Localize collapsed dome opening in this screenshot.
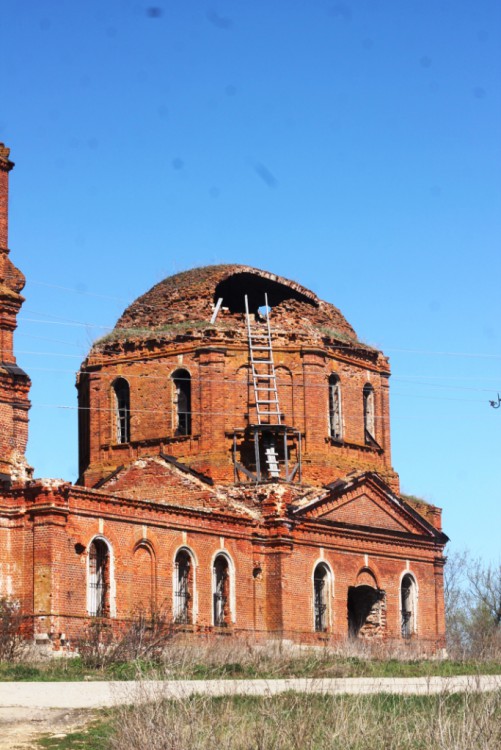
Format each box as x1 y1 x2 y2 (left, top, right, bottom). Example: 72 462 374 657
214 272 317 314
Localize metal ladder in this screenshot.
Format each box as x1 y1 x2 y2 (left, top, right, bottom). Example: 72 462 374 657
245 294 282 479
245 294 282 427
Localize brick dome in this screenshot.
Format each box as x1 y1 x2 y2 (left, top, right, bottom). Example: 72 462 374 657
110 264 358 345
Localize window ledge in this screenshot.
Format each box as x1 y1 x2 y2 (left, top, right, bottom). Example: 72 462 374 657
102 434 201 450
212 625 234 635
326 436 384 454
328 436 344 446
172 623 196 633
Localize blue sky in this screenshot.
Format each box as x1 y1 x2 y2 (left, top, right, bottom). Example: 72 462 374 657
1 0 500 561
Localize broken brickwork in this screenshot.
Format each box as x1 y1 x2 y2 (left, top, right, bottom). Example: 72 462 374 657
77 265 397 491
0 145 448 651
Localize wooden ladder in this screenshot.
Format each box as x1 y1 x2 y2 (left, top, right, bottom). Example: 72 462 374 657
245 293 282 427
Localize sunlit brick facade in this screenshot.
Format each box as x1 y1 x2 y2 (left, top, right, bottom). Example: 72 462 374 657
0 145 448 650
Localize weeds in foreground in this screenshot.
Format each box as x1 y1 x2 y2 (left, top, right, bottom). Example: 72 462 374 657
37 690 501 750
3 635 501 682
111 691 501 750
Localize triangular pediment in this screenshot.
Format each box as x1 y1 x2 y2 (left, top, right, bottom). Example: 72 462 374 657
89 456 256 519
292 473 439 538
93 457 214 505
319 494 410 532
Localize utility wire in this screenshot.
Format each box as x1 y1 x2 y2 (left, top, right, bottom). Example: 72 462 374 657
20 316 111 331
22 277 501 366
12 357 500 396
28 280 128 303
19 312 501 361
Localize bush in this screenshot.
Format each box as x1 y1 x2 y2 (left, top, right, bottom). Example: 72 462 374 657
445 550 501 660
76 608 174 670
0 597 23 661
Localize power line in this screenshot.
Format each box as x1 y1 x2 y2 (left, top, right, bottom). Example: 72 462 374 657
19 311 501 362
21 277 501 365
28 279 128 303
17 350 83 359
20 316 111 331
17 332 83 347
30 402 485 416
13 357 499 396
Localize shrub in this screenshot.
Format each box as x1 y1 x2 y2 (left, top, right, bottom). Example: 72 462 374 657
76 608 174 670
0 597 23 661
445 550 501 660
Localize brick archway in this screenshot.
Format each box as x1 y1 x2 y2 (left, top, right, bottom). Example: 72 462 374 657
348 568 386 639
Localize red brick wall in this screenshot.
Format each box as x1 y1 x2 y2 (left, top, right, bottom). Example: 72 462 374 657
78 335 399 492
0 144 12 249
0 481 445 650
0 148 31 481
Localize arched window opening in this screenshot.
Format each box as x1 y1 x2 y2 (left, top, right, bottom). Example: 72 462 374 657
213 555 230 627
328 374 342 441
173 549 193 624
401 574 417 638
363 383 375 445
314 564 330 632
172 369 191 436
89 539 110 617
113 378 130 444
78 374 90 476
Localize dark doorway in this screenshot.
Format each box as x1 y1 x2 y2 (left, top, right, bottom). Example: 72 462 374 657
347 585 384 637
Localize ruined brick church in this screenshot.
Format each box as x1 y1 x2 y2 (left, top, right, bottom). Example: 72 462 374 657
0 145 448 649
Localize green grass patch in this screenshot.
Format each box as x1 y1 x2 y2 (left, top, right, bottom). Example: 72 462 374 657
38 718 114 750
0 657 156 682
2 653 501 682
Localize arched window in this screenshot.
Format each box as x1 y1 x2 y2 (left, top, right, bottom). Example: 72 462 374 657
172 369 191 436
328 374 342 440
88 538 110 617
363 383 375 444
313 563 330 632
213 554 231 627
401 574 417 638
173 549 194 624
113 378 130 444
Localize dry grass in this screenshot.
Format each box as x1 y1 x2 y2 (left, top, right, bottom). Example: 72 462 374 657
109 687 501 750
149 635 500 680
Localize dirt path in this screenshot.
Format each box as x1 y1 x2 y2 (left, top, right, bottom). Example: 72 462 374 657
1 675 500 710
0 707 94 749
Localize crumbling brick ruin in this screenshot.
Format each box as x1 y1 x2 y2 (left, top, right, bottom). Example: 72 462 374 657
0 145 448 650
